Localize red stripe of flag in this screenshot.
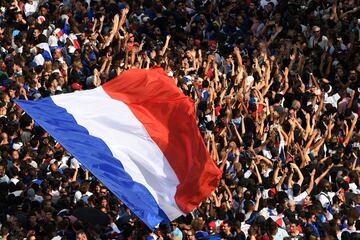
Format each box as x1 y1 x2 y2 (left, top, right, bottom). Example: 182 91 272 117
102 68 222 213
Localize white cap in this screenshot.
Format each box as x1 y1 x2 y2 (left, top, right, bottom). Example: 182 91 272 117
12 142 23 151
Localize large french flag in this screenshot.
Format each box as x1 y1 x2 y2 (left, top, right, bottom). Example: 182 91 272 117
15 68 222 229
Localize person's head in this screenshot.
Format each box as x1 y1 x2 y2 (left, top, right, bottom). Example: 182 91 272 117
220 221 232 235
323 181 332 192
268 220 278 236
288 200 296 211
76 231 88 240
347 217 355 228
100 197 108 208
191 217 204 231
170 221 178 231
53 48 62 60
0 163 5 177
27 229 36 240
291 100 301 111
336 64 344 77
312 26 321 38
305 211 316 223
73 61 83 71
44 210 52 221
274 93 283 104
292 183 301 196
11 150 19 161
28 212 37 225
349 69 357 81
39 5 48 16
15 11 23 22
33 28 42 39
99 187 108 196
289 221 300 236
185 229 195 240
49 163 58 173
7 85 17 98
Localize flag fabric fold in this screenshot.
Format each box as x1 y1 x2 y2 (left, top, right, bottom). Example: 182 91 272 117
15 68 222 229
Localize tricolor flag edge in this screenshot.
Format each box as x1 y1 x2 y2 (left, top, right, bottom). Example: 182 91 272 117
14 96 172 229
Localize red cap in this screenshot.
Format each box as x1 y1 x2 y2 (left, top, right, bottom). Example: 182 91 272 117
208 221 216 230
71 83 82 91
269 188 276 197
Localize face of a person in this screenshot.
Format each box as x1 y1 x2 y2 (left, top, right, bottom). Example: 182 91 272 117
170 222 178 230
289 224 298 235
186 232 195 240
312 214 317 223
313 28 320 37
45 212 52 221
8 89 15 99
101 199 108 207
336 67 344 76
3 93 9 102
76 232 88 240
289 204 296 211
11 151 19 160
221 223 230 233
0 166 5 177
154 27 161 36
29 215 36 224
54 49 62 59
33 29 41 38
304 196 312 206
39 7 48 16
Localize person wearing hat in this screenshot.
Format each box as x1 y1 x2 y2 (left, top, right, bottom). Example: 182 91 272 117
207 221 221 240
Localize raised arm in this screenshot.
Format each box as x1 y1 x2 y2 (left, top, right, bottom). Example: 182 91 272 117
159 35 171 56
306 169 316 194
291 163 304 186
315 164 334 185
343 114 358 146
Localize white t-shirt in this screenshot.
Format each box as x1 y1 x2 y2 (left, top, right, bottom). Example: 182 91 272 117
273 228 289 240
317 192 335 208
24 1 39 17
48 35 58 47
50 190 61 203
349 183 359 194
260 0 278 8
286 189 308 204
0 174 10 184
308 35 329 50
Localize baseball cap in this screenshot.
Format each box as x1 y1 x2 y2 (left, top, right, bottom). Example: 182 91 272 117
208 221 216 233
71 83 82 91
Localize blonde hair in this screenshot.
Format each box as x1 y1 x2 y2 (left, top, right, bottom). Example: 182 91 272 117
43 61 52 73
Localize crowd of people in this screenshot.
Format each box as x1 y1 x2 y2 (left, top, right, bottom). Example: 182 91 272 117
0 0 359 239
